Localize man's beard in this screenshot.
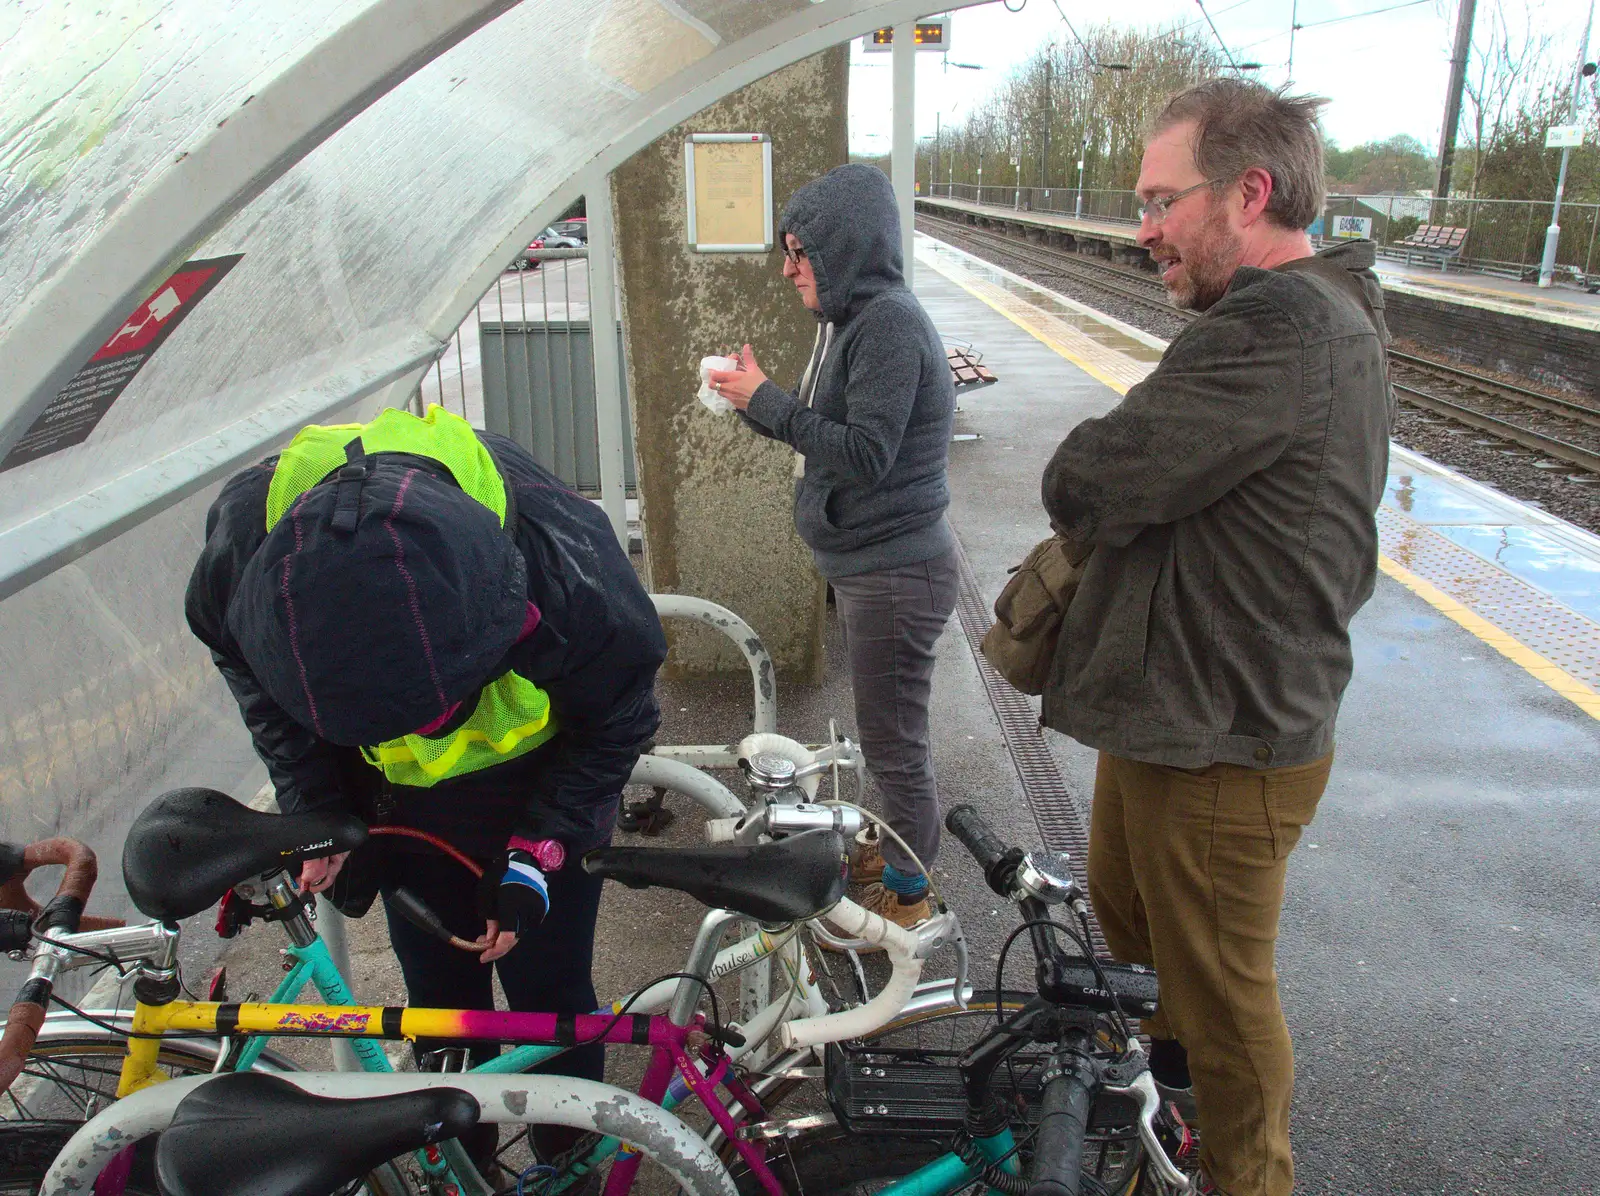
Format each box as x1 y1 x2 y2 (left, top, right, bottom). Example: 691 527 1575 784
1162 202 1243 313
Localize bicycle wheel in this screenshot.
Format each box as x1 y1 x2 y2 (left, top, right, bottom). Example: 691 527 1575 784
0 1030 233 1194
0 1028 416 1196
740 991 1147 1196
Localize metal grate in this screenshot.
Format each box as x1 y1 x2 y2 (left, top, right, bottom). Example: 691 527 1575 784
950 537 1105 953
1377 507 1600 691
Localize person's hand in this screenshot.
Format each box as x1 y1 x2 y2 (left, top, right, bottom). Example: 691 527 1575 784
476 919 520 964
706 344 768 411
475 848 550 963
296 851 349 895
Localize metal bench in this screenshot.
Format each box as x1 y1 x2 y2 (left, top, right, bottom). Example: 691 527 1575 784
1396 225 1468 272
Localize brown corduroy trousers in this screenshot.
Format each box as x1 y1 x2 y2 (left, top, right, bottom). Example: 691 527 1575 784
1087 750 1332 1196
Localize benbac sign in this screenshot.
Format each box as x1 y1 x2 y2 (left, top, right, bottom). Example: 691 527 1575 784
1331 215 1372 240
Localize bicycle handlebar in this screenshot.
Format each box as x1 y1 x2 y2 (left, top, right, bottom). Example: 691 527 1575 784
777 897 924 1050
1026 1032 1098 1196
0 836 124 1095
945 805 1025 897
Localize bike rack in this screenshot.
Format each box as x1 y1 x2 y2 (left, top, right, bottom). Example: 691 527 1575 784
646 593 776 768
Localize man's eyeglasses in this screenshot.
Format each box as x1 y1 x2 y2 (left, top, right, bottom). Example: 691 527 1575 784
1138 178 1226 225
782 243 809 266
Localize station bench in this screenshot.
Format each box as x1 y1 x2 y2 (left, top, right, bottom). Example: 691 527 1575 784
1395 225 1468 271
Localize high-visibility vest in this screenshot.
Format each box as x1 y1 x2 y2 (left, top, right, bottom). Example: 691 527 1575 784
267 404 558 788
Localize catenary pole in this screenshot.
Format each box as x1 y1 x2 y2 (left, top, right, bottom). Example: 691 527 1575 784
1434 0 1478 208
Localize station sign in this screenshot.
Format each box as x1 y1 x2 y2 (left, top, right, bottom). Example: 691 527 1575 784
1 255 243 473
1331 215 1373 240
1544 124 1585 148
862 18 950 52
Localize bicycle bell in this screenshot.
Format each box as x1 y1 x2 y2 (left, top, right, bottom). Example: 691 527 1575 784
1014 849 1080 905
742 751 799 795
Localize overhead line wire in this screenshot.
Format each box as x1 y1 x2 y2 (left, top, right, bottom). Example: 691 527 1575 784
1289 0 1434 31
1194 0 1243 68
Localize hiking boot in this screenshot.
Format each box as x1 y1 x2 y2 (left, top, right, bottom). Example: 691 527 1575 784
820 882 929 952
851 826 885 885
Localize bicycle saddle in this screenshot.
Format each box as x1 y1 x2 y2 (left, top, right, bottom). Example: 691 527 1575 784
584 828 848 922
122 787 367 921
155 1072 478 1196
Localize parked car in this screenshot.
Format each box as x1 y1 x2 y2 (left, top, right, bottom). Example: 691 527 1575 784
549 217 587 244
510 235 545 271
536 224 584 249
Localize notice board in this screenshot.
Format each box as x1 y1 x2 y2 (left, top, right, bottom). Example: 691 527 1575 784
685 134 773 253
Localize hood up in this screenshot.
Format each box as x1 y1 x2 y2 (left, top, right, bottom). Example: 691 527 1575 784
777 163 904 325
226 458 528 746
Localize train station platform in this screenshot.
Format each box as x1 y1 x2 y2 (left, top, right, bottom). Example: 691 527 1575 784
911 230 1600 1192
917 194 1600 335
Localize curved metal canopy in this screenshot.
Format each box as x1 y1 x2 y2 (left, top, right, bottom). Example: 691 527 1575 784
0 0 970 599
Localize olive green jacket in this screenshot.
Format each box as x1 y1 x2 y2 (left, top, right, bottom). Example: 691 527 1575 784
1040 240 1393 769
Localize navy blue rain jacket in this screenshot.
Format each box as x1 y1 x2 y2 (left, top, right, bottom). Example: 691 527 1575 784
186 432 665 856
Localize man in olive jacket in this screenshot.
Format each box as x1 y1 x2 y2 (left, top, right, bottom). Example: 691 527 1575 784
1040 81 1393 1196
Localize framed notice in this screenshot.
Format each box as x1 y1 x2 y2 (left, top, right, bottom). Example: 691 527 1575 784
685 133 773 253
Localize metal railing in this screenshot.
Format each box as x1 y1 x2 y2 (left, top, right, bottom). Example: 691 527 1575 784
412 247 635 496
923 183 1600 284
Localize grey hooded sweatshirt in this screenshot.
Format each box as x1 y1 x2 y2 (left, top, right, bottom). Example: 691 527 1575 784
743 165 956 579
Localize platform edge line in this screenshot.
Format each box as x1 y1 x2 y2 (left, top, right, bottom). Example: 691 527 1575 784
1377 554 1600 721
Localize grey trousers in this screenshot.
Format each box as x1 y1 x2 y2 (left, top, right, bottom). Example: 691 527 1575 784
830 546 960 876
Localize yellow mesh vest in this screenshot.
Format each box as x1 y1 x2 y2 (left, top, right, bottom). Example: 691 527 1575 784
266 404 557 788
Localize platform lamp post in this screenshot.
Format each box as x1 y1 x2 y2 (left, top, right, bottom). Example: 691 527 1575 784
1075 134 1088 218
1538 0 1595 289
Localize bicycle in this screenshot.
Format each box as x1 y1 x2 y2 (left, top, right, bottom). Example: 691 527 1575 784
733 804 1197 1196
2 744 964 1194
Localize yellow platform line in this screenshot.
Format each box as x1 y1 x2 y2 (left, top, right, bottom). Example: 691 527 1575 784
1376 556 1600 720
922 238 1600 723
919 249 1154 396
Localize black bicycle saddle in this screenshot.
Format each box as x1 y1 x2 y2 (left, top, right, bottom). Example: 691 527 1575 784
155 1072 478 1196
122 787 366 922
584 828 848 923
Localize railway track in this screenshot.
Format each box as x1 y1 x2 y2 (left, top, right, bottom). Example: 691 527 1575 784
919 214 1600 480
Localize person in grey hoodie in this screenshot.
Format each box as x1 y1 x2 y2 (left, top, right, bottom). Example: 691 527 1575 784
707 164 956 931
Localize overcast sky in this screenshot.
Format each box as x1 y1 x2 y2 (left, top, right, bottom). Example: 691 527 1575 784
847 0 1596 157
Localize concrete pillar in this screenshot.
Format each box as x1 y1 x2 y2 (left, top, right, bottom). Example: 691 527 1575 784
611 49 848 683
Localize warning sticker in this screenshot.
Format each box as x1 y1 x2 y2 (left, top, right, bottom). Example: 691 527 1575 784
1 254 243 473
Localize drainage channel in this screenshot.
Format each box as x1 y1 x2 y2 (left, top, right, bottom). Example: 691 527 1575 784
950 536 1106 955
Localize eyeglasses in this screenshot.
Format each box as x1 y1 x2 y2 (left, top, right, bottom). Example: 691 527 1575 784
1138 178 1226 225
782 243 809 266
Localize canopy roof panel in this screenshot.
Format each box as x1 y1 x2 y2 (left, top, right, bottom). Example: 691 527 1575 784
0 0 959 598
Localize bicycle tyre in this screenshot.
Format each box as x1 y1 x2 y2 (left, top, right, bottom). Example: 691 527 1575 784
0 1029 416 1196
735 991 1147 1196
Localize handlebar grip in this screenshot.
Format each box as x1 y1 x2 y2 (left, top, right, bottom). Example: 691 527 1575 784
1025 1040 1097 1196
0 837 100 934
945 805 1008 871
0 980 51 1094
945 805 1023 897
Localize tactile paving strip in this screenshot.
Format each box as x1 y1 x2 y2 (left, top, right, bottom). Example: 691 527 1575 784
950 536 1106 955
1377 505 1600 693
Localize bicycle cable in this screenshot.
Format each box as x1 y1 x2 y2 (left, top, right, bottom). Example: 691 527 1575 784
28 918 129 974
993 917 1132 1044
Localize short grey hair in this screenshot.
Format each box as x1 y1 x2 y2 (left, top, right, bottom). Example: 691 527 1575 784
1153 79 1329 231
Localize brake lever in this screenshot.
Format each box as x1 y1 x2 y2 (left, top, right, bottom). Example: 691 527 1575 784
1100 1060 1195 1194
